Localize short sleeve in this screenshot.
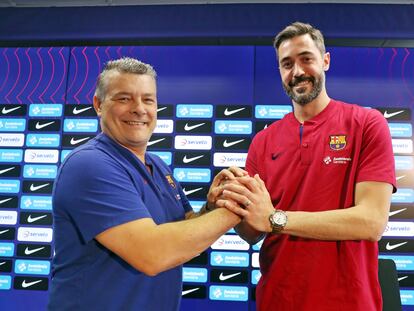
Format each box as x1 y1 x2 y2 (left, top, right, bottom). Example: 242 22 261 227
356 109 396 191
53 149 151 243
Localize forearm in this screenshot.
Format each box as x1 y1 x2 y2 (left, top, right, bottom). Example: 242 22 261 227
235 221 265 245
283 204 388 241
142 208 241 274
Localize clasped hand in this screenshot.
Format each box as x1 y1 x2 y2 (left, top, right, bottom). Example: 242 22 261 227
207 167 274 233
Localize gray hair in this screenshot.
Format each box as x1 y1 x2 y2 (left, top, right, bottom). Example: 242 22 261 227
95 57 157 101
273 22 326 57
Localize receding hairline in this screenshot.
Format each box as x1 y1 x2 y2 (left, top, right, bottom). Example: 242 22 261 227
95 57 157 101
273 22 326 58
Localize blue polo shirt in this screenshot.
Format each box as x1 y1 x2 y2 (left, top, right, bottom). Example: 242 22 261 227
49 133 192 311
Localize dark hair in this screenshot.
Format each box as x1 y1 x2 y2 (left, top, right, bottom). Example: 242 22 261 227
273 22 326 56
95 57 157 101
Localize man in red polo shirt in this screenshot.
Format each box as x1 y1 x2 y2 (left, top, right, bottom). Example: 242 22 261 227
218 22 396 310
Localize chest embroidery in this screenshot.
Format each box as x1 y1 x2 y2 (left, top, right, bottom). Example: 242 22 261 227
329 135 347 151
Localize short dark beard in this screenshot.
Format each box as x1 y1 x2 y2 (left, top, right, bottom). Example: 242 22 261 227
283 74 323 106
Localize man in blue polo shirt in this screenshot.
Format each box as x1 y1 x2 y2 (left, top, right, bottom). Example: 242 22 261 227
48 57 243 311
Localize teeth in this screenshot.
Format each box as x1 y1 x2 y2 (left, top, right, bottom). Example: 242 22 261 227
126 121 145 125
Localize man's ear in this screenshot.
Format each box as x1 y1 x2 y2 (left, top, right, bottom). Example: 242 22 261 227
323 52 330 71
93 95 102 116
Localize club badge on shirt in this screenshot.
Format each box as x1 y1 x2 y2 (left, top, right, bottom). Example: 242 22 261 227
165 174 176 188
329 135 347 150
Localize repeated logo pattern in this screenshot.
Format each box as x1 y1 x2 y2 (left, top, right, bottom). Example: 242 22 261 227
0 46 413 308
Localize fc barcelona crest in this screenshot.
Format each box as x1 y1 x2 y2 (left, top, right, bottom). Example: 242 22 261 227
329 135 347 150
165 174 176 188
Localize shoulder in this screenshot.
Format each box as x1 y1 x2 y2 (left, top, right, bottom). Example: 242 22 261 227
58 139 123 181
251 115 289 145
333 100 386 126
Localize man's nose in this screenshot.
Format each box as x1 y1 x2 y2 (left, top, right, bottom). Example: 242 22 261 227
292 63 305 77
130 100 147 114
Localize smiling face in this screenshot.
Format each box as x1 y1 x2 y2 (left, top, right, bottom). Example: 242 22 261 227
277 34 330 106
93 71 157 157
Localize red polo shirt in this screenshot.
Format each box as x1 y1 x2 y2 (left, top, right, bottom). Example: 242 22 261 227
246 100 396 311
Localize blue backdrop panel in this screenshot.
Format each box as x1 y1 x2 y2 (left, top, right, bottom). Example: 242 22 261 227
65 46 255 105
254 46 414 108
0 48 69 104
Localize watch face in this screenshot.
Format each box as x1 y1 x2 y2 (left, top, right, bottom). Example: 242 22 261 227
273 211 287 225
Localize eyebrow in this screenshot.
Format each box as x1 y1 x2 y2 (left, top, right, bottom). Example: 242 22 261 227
279 51 315 64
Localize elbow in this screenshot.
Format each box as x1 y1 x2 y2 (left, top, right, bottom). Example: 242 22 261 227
129 258 167 277
365 219 388 242
135 263 165 277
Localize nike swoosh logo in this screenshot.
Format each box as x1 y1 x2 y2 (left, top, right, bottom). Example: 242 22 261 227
73 106 92 115
219 272 241 281
0 261 6 266
0 198 12 205
1 106 21 114
29 183 50 191
22 280 42 288
183 187 202 196
0 167 15 175
35 121 55 129
398 276 409 282
70 137 90 145
396 175 406 181
224 107 245 116
183 155 204 163
157 107 167 112
24 246 45 255
182 288 200 296
184 123 205 131
383 110 404 119
223 139 244 148
386 241 407 250
27 214 48 223
147 138 165 146
389 208 407 217
0 229 9 235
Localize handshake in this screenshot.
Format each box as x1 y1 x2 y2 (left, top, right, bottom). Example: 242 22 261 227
203 166 275 235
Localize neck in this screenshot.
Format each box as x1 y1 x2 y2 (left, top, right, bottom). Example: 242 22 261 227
293 90 330 123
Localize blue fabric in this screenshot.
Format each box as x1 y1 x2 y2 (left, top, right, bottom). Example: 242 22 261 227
49 133 192 311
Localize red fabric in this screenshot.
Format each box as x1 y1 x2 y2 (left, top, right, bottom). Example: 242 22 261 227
246 100 396 311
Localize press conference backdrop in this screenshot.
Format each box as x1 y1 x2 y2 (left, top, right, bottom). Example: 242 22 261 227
0 45 412 311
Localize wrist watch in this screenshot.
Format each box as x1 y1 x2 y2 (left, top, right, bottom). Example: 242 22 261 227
269 209 288 234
